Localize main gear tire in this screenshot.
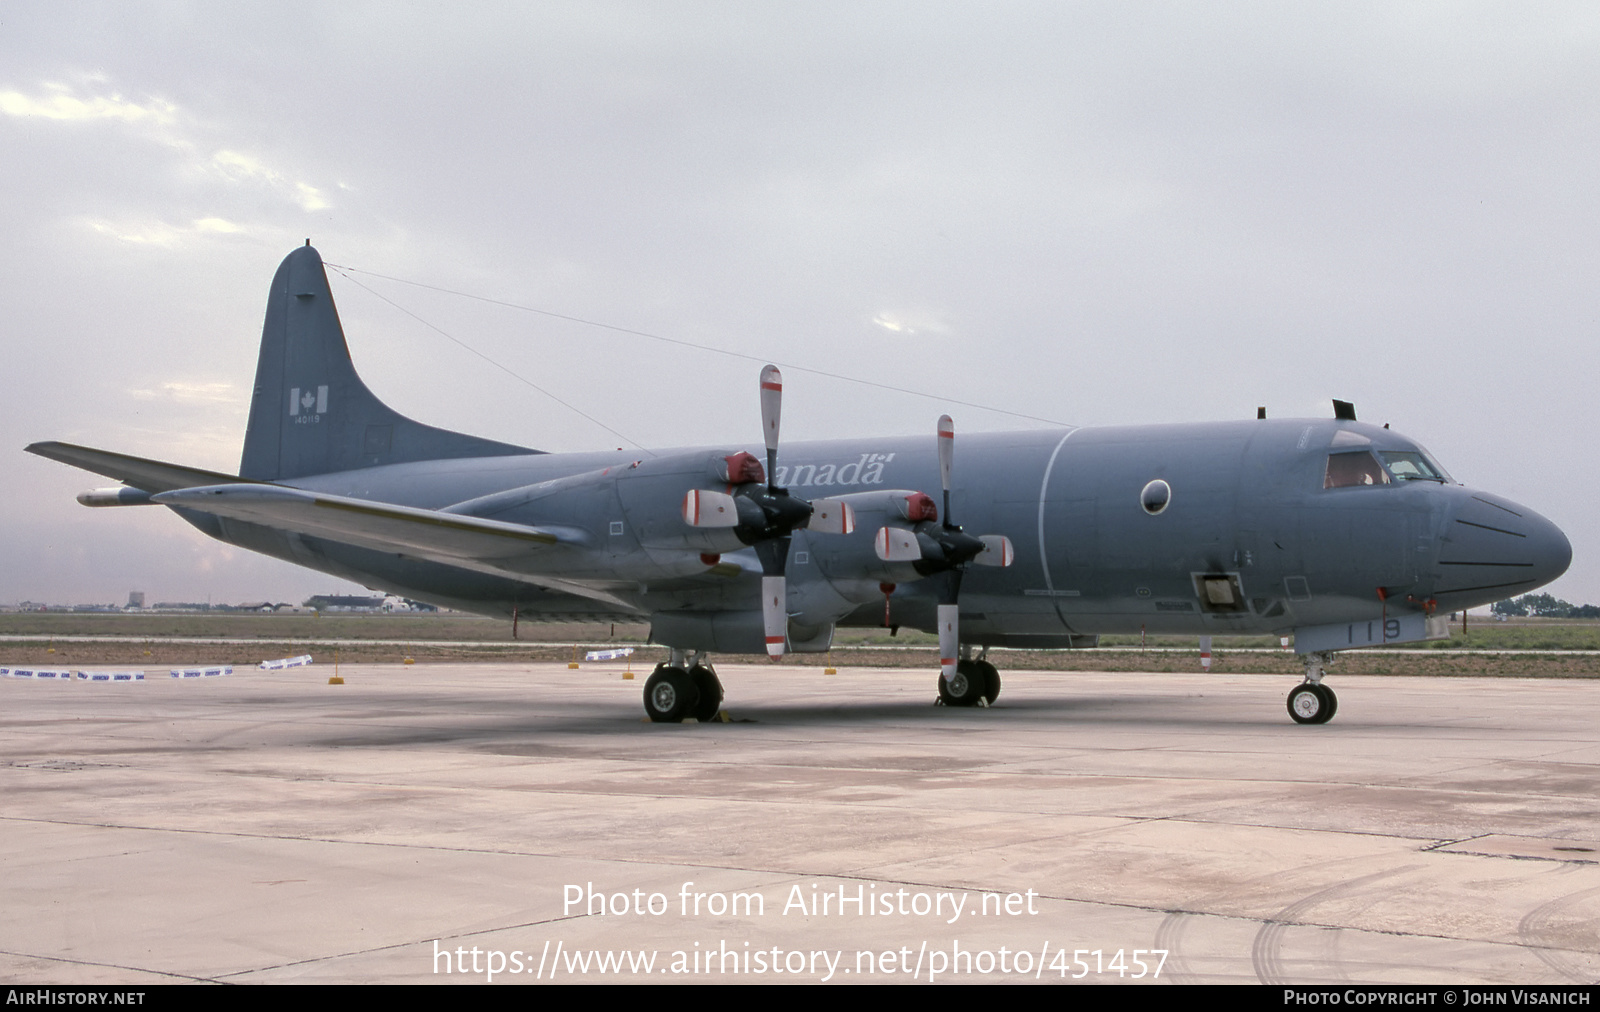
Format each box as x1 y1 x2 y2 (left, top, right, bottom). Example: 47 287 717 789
688 664 724 722
644 665 699 723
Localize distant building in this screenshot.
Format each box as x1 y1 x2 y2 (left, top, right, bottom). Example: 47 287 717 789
303 594 386 612
126 591 145 609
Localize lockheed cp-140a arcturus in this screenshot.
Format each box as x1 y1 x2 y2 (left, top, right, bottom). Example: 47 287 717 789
28 245 1572 723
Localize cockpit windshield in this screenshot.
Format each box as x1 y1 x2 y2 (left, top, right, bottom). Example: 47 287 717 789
1324 451 1390 488
1325 448 1453 489
1378 450 1450 483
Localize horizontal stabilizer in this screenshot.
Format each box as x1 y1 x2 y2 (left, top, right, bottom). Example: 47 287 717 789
152 484 581 565
26 441 254 494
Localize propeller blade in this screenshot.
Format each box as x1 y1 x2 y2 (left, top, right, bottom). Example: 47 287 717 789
937 414 954 525
760 365 782 488
808 498 856 535
938 602 959 681
762 574 787 660
682 489 741 528
973 534 1014 567
934 419 970 683
875 526 921 562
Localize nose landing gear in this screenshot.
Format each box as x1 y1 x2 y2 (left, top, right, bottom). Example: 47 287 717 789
1287 682 1338 724
1288 650 1338 724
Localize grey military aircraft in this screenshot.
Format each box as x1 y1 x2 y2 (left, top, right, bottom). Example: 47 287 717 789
28 245 1572 724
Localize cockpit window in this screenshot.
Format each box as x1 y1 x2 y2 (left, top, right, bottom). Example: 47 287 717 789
1324 451 1390 488
1378 450 1449 483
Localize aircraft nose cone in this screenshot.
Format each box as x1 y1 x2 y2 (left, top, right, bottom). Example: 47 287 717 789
1435 491 1571 603
1505 518 1575 602
1531 510 1575 586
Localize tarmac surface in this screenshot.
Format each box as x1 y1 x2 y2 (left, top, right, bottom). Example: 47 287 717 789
1 661 1597 985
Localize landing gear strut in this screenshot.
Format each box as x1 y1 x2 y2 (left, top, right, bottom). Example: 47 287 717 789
1288 650 1338 725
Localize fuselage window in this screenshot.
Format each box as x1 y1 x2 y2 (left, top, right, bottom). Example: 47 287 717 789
1324 451 1390 489
1140 479 1172 515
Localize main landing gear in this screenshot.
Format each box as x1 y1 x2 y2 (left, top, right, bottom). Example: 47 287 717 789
937 650 1002 707
1287 650 1338 725
641 650 1008 719
643 649 724 723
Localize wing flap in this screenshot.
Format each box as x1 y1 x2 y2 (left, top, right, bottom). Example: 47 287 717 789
152 484 578 562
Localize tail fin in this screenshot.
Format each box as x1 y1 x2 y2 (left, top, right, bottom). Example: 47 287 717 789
239 244 536 480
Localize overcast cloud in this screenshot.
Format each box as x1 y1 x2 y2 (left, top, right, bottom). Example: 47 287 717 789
1 2 1594 608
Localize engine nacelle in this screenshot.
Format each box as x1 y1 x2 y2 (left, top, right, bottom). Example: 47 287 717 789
443 450 757 555
800 489 935 586
651 610 834 654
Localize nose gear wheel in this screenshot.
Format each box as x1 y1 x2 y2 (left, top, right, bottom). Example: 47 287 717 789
1287 682 1337 724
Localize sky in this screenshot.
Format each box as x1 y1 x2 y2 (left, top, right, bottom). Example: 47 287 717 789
1 2 1595 609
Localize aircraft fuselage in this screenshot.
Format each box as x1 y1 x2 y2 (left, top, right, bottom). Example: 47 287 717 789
172 417 1569 653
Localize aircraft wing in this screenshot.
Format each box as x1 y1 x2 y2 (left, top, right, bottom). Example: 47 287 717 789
26 441 255 493
28 438 638 610
152 484 584 569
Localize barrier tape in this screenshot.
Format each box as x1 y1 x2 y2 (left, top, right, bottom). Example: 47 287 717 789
258 655 314 670
170 666 233 679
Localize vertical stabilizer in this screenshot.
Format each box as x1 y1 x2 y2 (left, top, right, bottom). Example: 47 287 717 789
239 245 535 480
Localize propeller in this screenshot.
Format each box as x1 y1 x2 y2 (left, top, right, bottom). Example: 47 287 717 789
872 415 1014 681
679 365 856 661
932 416 981 680
750 367 803 659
